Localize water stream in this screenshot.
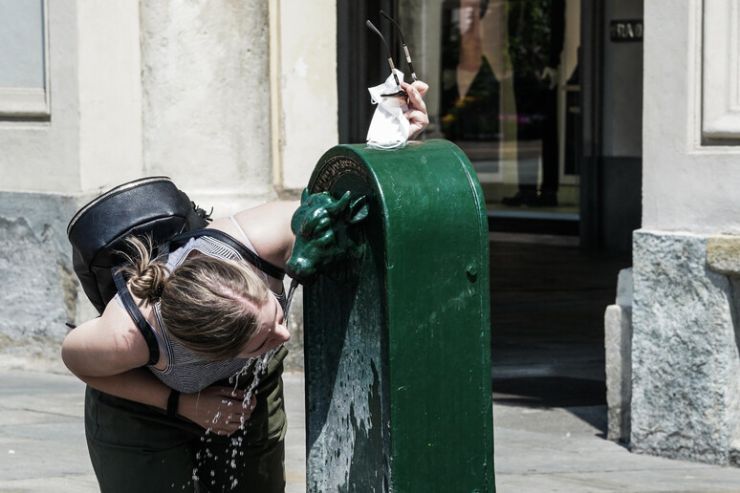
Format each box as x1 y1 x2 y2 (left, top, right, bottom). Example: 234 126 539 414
191 279 300 490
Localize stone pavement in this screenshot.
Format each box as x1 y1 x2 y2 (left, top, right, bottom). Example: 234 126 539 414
0 365 307 493
2 365 740 492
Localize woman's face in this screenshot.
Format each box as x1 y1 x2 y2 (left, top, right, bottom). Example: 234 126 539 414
238 292 290 358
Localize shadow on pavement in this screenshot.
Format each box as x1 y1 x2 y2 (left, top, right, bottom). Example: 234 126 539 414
490 235 629 437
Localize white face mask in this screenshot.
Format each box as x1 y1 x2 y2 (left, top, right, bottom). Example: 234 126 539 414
366 69 410 150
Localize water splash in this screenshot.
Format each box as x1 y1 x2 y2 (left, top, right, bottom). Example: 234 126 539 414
192 279 300 490
284 278 299 320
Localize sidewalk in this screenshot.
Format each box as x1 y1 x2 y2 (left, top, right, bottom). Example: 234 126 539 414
2 365 740 492
0 366 307 493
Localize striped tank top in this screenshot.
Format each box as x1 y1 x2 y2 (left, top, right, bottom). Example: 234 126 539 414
116 226 286 393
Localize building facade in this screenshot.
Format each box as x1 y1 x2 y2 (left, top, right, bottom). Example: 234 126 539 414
630 0 740 465
1 0 739 467
0 0 337 368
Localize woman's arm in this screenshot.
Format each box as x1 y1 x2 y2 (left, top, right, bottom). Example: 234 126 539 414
62 306 176 409
210 200 300 272
62 305 253 435
61 311 150 377
79 368 252 435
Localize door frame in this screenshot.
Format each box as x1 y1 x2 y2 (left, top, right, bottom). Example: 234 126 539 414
579 0 605 249
337 0 397 144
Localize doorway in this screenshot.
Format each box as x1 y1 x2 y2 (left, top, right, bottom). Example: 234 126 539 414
338 0 641 415
435 0 582 236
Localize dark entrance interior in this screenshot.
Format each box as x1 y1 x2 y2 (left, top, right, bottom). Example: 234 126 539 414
490 234 628 417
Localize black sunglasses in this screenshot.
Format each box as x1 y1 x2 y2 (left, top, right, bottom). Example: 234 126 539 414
366 11 418 97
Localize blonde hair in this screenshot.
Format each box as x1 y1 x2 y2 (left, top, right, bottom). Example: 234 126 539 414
119 236 269 360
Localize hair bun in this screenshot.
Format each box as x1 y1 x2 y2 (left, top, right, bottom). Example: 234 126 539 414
120 236 169 304
129 262 168 303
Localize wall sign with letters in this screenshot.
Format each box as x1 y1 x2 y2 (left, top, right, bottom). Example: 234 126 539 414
610 19 643 42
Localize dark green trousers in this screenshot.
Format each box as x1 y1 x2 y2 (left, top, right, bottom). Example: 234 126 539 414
85 348 288 493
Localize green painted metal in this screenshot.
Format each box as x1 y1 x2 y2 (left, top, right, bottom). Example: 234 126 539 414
287 190 369 282
301 139 494 493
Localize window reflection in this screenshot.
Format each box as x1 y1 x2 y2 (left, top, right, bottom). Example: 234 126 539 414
401 0 581 214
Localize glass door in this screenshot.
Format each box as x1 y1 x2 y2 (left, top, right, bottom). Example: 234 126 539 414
399 0 582 233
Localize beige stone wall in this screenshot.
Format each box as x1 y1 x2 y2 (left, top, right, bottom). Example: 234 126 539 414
643 0 740 234
277 0 338 191
0 0 337 365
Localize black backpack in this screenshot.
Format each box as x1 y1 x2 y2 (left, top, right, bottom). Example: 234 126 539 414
67 176 285 364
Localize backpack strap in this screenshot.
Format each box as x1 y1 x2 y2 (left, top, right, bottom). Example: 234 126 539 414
169 228 286 280
112 269 160 366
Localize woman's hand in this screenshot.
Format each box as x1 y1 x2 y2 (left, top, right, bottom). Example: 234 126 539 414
178 386 257 436
401 80 430 139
